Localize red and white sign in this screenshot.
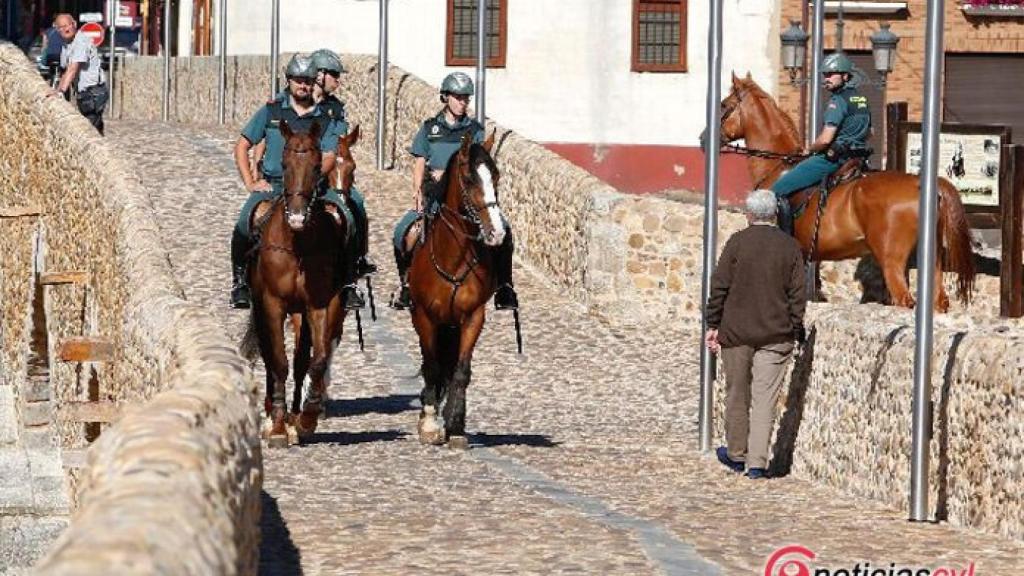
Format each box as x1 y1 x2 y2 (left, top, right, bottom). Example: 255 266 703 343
80 22 105 47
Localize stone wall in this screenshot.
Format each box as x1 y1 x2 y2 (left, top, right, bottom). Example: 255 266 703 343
712 304 1024 542
0 42 261 575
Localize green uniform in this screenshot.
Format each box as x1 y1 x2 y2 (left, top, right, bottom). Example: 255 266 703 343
233 91 339 238
394 112 484 251
772 85 871 199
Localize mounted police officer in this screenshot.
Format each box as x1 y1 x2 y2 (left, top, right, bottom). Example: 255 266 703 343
772 52 872 234
229 54 344 309
310 48 377 282
390 71 519 311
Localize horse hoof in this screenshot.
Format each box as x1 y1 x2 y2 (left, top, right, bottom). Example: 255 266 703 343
267 434 289 449
295 413 318 440
287 424 300 446
447 435 469 450
418 428 445 446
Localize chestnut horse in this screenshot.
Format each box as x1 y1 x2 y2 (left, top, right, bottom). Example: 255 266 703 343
716 74 975 311
407 131 502 449
242 122 358 448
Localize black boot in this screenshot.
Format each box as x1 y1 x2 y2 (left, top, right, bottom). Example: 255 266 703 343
493 231 519 311
354 208 377 276
355 255 377 277
390 246 412 310
776 198 794 236
342 284 366 310
230 229 252 309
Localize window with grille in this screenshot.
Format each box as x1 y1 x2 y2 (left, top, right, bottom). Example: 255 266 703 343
632 0 688 73
446 0 507 68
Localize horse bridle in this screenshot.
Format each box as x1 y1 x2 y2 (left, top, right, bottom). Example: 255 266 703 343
280 145 323 225
716 87 806 189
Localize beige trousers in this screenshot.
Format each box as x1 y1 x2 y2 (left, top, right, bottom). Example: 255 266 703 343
722 342 794 470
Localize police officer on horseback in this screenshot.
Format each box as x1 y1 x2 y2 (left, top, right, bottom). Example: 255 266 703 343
310 48 376 304
229 54 346 309
771 52 872 233
390 71 519 311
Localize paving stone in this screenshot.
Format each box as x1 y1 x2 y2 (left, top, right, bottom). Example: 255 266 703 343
105 121 1024 576
0 515 69 572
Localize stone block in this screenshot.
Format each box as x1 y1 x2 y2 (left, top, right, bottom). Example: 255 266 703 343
20 401 53 428
22 378 51 403
0 386 16 445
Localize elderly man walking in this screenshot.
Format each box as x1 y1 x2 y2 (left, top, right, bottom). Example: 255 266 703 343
704 189 807 479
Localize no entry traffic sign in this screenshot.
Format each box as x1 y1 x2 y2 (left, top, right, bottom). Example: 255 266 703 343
79 22 105 47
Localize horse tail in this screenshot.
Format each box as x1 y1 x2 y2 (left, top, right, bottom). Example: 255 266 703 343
937 178 976 305
239 306 260 361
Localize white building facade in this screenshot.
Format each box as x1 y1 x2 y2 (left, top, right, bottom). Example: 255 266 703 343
189 0 781 196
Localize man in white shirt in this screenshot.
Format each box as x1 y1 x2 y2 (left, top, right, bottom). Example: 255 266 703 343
48 13 108 134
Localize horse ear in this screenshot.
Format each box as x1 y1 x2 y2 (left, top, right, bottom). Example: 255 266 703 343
731 71 739 87
349 124 361 146
482 129 495 154
308 120 322 141
280 120 294 139
459 131 473 159
745 71 752 81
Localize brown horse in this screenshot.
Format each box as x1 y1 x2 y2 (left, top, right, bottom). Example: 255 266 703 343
243 121 357 448
717 74 975 311
407 131 502 449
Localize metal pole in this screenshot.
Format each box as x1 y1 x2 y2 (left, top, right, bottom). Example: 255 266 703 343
698 0 724 453
808 0 825 142
108 0 116 118
217 0 226 124
270 0 280 98
376 0 388 170
910 0 944 523
475 0 486 122
161 0 170 121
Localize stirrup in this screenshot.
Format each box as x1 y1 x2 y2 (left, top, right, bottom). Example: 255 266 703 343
390 284 412 310
342 284 365 310
494 284 519 311
230 284 251 309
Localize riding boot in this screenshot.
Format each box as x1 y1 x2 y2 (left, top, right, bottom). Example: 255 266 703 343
354 211 377 276
343 250 366 310
776 198 794 236
230 229 252 309
390 245 413 310
493 233 519 311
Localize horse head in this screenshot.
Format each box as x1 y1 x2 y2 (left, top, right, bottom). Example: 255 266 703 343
331 124 360 194
280 120 322 231
450 130 504 247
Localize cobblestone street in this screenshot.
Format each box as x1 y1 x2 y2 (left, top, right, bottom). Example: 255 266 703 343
107 121 1024 575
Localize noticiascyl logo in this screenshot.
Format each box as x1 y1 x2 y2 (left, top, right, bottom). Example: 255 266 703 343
765 544 816 576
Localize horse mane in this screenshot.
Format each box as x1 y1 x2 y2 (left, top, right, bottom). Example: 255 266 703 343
738 78 801 145
438 141 497 206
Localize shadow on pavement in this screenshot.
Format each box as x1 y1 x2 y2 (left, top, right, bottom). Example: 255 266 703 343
470 432 561 448
259 490 302 576
324 394 418 418
304 429 409 446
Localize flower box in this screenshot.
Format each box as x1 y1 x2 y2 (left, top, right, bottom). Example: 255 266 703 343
961 2 1024 16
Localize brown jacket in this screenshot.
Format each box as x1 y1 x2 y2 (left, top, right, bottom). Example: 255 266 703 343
705 223 807 348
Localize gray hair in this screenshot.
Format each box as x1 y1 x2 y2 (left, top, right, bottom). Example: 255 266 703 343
745 189 778 222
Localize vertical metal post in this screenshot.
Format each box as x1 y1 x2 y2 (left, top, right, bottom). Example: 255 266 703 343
910 0 945 523
161 0 170 121
108 0 117 118
376 0 388 170
475 0 486 122
698 0 724 453
217 0 226 124
808 0 825 142
270 0 280 98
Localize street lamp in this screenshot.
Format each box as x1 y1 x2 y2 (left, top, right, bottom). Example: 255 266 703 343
870 22 900 87
781 20 809 86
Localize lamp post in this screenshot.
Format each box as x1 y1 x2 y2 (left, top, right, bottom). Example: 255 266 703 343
870 22 900 88
781 20 809 87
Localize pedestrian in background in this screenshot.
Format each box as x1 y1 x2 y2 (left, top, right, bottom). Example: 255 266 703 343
46 13 108 135
704 189 807 479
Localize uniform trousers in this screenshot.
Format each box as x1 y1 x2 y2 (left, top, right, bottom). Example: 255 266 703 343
721 341 794 470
